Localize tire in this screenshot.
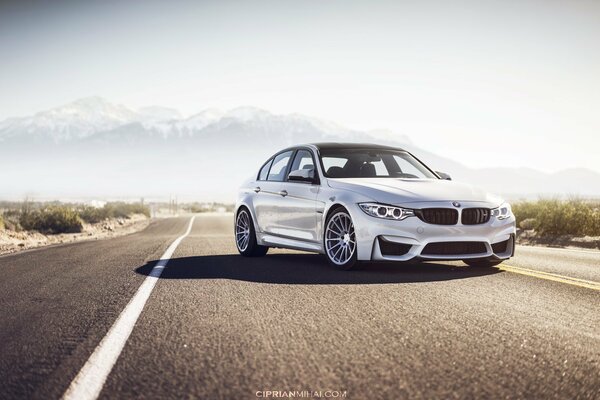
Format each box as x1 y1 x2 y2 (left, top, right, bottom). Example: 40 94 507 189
235 208 268 257
463 258 503 267
323 207 358 270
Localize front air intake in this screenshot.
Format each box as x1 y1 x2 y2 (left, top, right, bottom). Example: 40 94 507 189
378 237 412 256
492 239 509 254
422 241 487 256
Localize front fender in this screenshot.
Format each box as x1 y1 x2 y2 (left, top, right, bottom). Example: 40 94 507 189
318 184 375 260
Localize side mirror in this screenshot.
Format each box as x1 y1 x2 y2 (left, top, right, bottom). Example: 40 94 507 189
288 168 317 183
436 171 452 180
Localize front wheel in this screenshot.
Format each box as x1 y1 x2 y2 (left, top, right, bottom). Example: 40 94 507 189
235 208 268 257
324 207 358 270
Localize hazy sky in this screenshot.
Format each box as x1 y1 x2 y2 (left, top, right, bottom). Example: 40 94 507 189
1 0 599 173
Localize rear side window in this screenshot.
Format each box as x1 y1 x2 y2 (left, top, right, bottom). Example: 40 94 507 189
258 159 273 181
267 151 293 181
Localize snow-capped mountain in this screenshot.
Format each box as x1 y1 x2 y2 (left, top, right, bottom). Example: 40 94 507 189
0 98 368 144
0 97 138 141
137 106 182 123
223 106 271 123
0 97 599 200
177 108 223 132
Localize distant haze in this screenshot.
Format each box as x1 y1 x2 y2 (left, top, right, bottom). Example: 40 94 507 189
1 97 599 202
0 0 599 175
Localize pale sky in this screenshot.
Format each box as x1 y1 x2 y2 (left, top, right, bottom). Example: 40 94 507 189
1 0 599 173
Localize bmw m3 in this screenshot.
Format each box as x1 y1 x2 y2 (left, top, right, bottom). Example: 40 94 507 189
235 143 516 270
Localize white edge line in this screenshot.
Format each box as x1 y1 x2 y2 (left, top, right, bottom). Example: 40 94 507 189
62 216 196 400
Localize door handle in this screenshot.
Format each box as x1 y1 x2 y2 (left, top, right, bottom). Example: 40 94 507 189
278 190 288 197
254 186 261 193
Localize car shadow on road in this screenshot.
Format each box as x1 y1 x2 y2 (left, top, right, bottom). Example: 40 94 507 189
135 253 501 284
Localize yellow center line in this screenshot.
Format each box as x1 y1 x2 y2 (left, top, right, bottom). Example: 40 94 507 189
499 264 600 291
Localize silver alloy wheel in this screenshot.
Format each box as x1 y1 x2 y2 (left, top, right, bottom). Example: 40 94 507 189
236 210 251 252
325 211 356 265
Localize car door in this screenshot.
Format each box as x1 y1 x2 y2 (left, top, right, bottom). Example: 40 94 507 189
252 150 293 234
274 149 320 242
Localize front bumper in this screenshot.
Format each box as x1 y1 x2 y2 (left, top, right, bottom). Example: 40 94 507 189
349 202 517 262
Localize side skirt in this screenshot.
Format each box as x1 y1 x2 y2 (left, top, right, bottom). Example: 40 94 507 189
258 233 324 254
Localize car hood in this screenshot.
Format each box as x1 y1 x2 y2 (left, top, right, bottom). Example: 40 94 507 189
327 178 503 206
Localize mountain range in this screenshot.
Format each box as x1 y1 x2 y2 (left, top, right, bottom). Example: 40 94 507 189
1 96 599 201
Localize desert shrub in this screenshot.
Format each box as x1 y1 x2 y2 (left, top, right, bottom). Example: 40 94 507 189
512 199 600 236
103 202 150 219
78 206 110 223
1 210 21 231
591 205 600 235
4 201 149 234
519 218 536 230
78 202 150 223
20 206 83 234
188 204 206 213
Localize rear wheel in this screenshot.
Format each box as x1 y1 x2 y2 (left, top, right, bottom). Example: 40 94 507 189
235 208 268 257
463 259 503 267
324 207 358 270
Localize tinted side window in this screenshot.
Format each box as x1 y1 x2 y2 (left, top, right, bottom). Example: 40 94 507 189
258 159 273 181
267 151 293 181
288 150 315 174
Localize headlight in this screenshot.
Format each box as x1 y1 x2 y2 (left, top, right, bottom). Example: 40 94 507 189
491 202 512 220
359 203 415 220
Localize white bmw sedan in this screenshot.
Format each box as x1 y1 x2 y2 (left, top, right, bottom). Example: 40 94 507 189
235 143 516 270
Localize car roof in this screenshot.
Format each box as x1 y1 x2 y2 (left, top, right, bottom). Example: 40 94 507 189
308 142 405 151
271 142 407 157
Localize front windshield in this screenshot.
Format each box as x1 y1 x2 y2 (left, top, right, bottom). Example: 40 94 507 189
319 148 438 179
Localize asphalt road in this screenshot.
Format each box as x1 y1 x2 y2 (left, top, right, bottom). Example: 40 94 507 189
0 215 598 399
